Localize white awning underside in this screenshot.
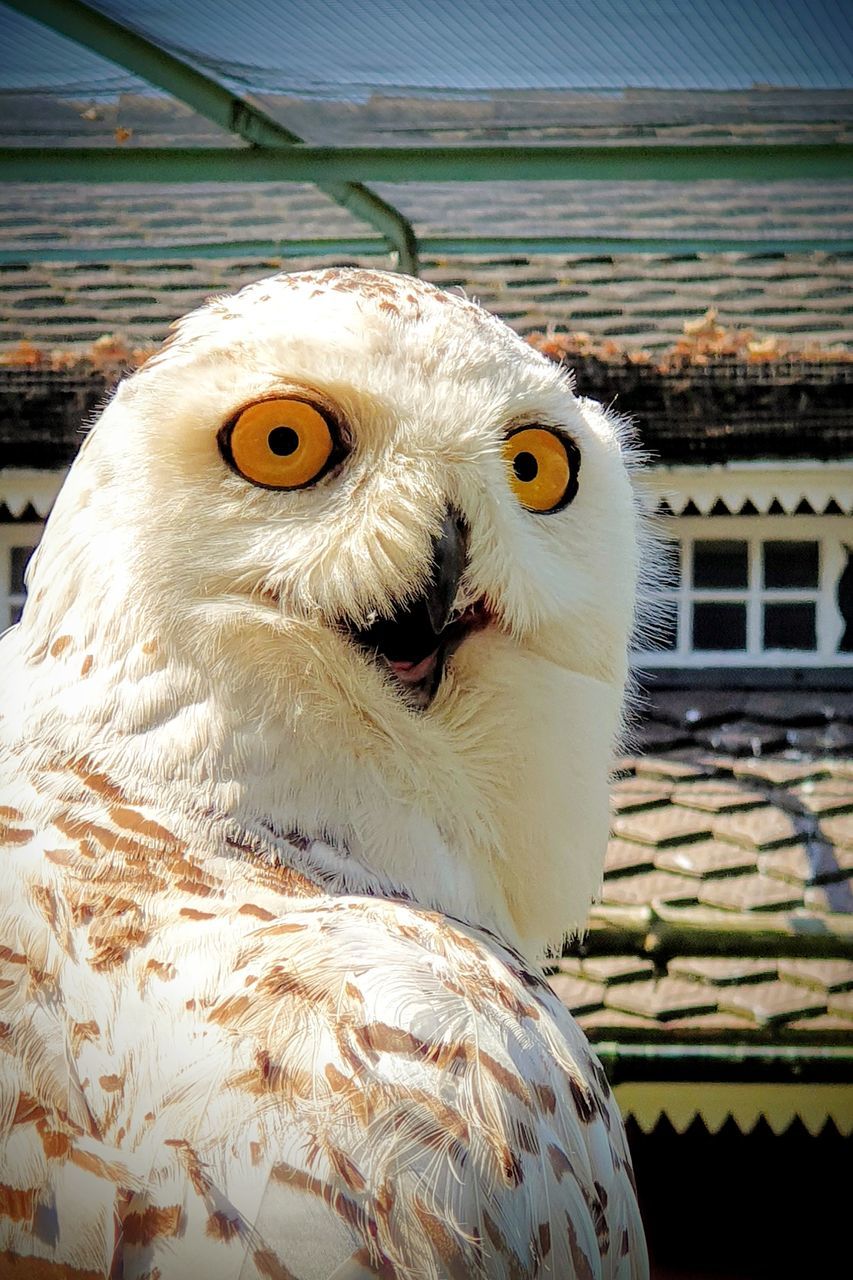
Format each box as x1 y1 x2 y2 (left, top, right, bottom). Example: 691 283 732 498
640 461 853 517
3 462 852 522
0 468 67 517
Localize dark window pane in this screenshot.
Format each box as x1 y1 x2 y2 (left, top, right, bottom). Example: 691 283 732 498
10 602 23 624
669 543 682 589
763 602 817 650
10 545 36 596
692 540 748 589
692 602 747 650
763 541 819 589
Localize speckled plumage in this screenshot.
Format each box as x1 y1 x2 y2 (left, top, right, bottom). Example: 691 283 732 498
1 268 649 1278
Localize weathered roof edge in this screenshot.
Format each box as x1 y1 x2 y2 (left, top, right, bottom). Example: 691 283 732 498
1 356 851 468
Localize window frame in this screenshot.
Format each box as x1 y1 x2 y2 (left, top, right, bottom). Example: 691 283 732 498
0 522 44 632
636 515 852 669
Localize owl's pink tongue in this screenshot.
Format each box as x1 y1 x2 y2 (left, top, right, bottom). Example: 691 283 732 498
387 650 440 685
345 508 472 706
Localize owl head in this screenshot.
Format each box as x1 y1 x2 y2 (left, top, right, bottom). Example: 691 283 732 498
22 269 644 960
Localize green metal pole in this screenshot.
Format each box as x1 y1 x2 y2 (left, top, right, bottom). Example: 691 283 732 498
1 236 851 265
1 144 850 184
4 0 419 273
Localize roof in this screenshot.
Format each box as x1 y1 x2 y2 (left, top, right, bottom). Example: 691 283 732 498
1 76 851 350
2 344 851 471
547 686 853 1129
1 151 852 349
2 242 853 354
2 3 850 298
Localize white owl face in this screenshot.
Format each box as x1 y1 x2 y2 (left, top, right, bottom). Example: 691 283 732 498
23 269 642 954
75 269 637 706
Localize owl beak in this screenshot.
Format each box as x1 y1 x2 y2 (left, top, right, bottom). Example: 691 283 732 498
344 507 485 707
425 507 468 634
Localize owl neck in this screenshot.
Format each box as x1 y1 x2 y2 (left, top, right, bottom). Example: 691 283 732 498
13 582 619 963
10 615 522 952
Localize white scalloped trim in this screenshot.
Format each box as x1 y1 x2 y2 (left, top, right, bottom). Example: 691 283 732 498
641 461 853 517
0 467 67 517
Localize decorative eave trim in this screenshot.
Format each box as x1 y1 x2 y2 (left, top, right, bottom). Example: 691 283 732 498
640 460 853 517
614 1081 853 1137
0 468 67 518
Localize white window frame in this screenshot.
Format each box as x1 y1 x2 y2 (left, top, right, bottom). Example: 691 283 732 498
636 516 853 669
0 523 44 632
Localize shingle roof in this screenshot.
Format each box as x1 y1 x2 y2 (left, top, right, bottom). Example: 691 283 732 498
552 688 853 1058
3 352 850 470
1 163 851 351
3 248 852 354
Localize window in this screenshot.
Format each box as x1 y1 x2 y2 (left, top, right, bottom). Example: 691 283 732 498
636 517 852 668
1 524 43 630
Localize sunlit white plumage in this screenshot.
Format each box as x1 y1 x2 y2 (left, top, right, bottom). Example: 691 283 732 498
0 268 649 1278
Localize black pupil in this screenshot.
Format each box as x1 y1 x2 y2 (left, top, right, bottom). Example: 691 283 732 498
268 426 300 456
513 451 538 482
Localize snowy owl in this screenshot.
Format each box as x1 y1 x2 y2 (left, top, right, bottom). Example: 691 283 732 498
0 269 648 1278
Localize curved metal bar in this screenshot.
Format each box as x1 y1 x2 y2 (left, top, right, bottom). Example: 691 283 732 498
6 0 420 274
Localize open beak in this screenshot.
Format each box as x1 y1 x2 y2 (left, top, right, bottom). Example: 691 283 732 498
345 508 487 708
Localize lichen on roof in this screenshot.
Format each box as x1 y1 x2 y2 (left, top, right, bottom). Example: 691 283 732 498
2 307 851 379
526 308 853 371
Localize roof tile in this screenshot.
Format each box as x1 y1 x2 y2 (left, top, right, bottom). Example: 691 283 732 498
572 747 852 1052
603 838 657 878
547 974 607 1015
633 722 695 751
711 806 803 850
605 977 718 1022
667 957 777 985
822 813 853 851
634 757 711 782
780 1013 853 1039
777 959 853 992
662 1011 754 1035
655 839 757 879
610 778 674 814
731 759 832 786
575 1008 662 1038
670 782 766 814
697 874 804 912
790 781 853 816
741 693 841 726
600 871 699 907
611 807 714 847
827 992 853 1020
576 956 656 985
649 691 745 728
759 841 852 886
803 881 853 913
700 722 789 755
718 980 826 1024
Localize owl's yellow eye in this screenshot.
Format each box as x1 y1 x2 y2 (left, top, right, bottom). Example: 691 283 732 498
503 426 579 513
221 397 340 490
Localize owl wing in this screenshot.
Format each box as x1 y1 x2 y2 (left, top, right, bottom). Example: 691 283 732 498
1 765 646 1280
208 898 649 1280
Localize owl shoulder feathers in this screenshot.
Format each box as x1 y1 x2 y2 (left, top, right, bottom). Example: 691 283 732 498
0 761 646 1279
